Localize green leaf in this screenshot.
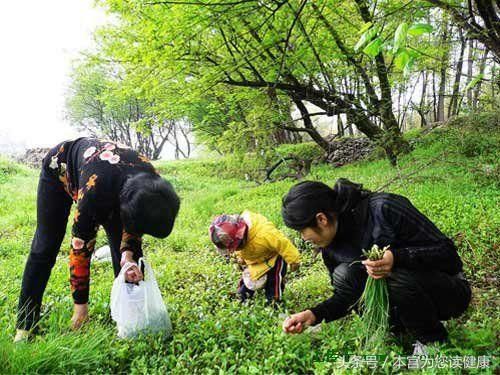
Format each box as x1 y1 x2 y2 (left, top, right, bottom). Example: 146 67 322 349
363 37 383 57
358 22 373 35
354 27 379 52
393 23 408 53
408 23 433 36
403 56 415 76
395 49 410 70
408 49 421 59
465 74 484 91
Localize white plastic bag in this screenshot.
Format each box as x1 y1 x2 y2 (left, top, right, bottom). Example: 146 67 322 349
110 258 172 339
242 268 267 291
92 245 112 263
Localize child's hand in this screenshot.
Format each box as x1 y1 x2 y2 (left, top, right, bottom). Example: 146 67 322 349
282 310 316 334
289 263 300 272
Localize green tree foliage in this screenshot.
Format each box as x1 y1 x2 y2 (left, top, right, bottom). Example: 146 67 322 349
86 0 443 163
67 0 498 164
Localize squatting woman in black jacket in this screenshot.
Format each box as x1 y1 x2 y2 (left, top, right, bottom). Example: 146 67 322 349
281 179 471 353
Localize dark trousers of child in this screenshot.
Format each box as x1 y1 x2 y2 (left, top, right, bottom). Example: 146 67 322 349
331 263 472 344
17 150 126 331
237 257 288 303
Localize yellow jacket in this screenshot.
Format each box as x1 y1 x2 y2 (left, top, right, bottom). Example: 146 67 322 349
235 210 300 281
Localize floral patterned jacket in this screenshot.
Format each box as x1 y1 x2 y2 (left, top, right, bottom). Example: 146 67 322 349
46 137 157 304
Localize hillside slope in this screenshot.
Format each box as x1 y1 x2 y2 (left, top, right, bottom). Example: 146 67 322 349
0 113 498 373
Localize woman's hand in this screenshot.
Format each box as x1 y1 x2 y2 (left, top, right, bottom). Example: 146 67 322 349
362 249 394 279
71 303 89 330
282 310 316 334
120 251 144 283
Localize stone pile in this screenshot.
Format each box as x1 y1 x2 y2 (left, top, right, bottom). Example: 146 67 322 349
17 148 50 169
325 137 374 166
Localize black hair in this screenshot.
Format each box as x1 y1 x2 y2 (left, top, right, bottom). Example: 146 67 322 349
120 173 180 238
281 178 370 230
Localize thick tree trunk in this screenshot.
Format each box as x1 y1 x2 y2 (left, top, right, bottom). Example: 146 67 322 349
354 0 411 161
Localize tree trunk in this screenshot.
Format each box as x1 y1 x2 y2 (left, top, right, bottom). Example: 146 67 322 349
437 66 447 122
432 70 438 122
293 98 331 151
474 48 489 108
449 31 466 117
353 0 411 162
419 71 428 127
467 38 475 106
437 18 449 122
337 115 344 137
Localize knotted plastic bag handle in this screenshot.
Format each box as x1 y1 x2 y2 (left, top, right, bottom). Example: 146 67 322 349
118 261 140 282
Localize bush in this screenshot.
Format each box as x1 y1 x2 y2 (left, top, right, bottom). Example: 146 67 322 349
273 142 324 161
457 132 498 157
0 158 27 184
446 111 500 157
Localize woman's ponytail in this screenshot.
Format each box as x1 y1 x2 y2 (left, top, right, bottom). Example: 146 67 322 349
332 178 369 214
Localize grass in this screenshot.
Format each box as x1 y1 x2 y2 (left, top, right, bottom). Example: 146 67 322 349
0 113 498 373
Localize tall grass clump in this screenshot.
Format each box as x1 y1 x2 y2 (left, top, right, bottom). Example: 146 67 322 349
0 328 113 374
359 244 390 350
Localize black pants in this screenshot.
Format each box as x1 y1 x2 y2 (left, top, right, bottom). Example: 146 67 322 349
332 263 471 344
16 153 125 331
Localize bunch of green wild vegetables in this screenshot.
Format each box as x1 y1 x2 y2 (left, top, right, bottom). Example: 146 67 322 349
359 244 390 350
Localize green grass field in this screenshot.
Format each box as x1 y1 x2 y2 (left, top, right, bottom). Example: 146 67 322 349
0 114 498 374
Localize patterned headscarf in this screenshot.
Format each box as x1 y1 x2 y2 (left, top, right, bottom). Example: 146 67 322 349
209 214 248 251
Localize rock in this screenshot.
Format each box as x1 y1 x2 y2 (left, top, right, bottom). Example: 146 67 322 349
16 148 50 169
325 137 373 167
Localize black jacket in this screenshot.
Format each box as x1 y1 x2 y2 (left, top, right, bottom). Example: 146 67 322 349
310 192 464 323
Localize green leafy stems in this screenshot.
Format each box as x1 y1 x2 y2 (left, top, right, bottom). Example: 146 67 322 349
358 244 391 351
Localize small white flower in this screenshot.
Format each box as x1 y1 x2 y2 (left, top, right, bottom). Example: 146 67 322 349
99 151 114 161
49 156 58 169
109 154 120 164
83 146 96 159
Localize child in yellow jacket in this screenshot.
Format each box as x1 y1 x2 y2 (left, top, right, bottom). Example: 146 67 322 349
209 210 300 303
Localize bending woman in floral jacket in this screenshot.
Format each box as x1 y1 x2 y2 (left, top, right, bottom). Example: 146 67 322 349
15 137 180 341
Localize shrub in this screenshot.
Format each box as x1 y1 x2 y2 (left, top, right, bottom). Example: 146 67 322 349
274 142 324 161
